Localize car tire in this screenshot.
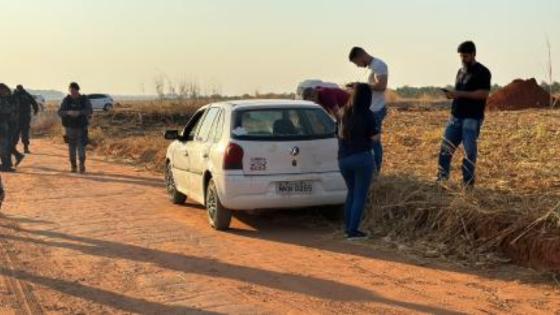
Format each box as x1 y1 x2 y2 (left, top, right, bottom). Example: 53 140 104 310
206 179 232 231
165 162 187 204
103 104 113 112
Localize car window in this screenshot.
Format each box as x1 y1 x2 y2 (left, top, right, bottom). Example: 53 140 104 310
208 110 225 143
183 110 206 140
195 107 220 142
232 108 335 141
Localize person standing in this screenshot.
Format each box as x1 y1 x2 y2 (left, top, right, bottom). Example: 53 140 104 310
302 86 350 119
13 85 39 154
348 47 389 173
437 41 491 188
338 83 379 241
58 82 92 173
0 84 20 172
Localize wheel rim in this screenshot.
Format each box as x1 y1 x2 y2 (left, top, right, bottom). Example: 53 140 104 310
207 186 217 221
165 164 176 195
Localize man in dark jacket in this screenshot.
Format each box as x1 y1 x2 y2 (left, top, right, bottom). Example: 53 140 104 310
58 82 92 173
13 85 39 154
0 83 20 172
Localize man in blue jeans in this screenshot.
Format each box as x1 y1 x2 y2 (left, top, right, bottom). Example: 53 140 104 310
348 47 389 173
438 41 491 187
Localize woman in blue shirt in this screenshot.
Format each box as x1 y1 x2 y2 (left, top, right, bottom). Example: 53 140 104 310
338 83 379 240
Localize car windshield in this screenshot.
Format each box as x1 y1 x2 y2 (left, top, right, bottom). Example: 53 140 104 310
232 107 335 141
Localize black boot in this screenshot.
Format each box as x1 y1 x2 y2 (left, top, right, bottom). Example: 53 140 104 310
71 163 77 173
24 145 30 154
79 162 86 174
14 153 25 167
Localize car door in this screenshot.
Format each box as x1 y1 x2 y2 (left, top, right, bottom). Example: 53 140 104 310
171 109 207 194
88 95 101 110
187 107 221 204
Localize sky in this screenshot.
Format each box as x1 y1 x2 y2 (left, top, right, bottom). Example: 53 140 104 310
1 0 559 96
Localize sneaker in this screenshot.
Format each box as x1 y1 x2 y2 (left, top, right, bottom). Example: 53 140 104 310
347 231 369 241
15 154 25 167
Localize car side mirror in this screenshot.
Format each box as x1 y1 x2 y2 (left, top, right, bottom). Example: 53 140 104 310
164 130 179 140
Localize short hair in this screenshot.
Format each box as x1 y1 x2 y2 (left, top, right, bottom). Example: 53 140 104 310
302 87 317 100
458 41 476 54
348 47 366 61
0 83 12 95
69 82 80 91
16 84 23 90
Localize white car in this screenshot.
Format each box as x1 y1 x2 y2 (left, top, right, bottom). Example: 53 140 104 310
164 99 347 230
87 94 114 111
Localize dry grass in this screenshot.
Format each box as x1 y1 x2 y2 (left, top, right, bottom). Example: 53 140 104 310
365 109 560 270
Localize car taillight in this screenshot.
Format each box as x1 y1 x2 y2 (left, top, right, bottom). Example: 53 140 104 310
224 143 244 170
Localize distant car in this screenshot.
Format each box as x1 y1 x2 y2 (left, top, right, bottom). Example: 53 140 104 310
87 94 114 111
32 95 46 112
164 99 346 230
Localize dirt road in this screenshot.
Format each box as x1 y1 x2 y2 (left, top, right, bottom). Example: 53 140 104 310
0 139 558 314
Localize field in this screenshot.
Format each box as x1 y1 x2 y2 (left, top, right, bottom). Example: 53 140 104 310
34 100 560 272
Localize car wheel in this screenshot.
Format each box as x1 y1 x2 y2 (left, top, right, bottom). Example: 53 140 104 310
165 162 187 204
103 104 113 112
206 179 232 230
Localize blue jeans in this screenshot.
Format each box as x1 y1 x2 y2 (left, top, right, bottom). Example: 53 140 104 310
372 107 387 173
437 117 483 186
339 151 375 235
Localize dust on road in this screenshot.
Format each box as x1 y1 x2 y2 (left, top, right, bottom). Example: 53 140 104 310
0 139 558 314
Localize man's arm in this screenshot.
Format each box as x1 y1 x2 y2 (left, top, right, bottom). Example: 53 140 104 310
58 99 69 117
369 75 388 92
447 89 489 100
27 93 39 114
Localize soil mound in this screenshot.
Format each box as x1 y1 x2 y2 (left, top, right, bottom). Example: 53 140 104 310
487 78 553 111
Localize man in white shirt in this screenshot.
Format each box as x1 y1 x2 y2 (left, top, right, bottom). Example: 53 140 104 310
348 47 389 173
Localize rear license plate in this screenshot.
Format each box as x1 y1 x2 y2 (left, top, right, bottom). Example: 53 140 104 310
276 181 313 194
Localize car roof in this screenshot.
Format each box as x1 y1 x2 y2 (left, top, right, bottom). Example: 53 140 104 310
220 99 320 110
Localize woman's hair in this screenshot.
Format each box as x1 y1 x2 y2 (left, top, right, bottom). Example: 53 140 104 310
340 83 372 140
0 83 12 96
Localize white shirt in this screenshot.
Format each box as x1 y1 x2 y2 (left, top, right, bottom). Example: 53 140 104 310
368 58 389 112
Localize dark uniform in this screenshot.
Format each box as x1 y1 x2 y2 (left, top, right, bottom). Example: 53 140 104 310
0 94 18 171
13 88 39 153
58 94 92 173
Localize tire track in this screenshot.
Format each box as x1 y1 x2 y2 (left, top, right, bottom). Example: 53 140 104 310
0 238 44 315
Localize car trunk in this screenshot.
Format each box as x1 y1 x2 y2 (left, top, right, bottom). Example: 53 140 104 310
237 138 339 176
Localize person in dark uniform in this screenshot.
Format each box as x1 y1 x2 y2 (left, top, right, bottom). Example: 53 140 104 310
0 83 20 172
13 85 39 154
58 82 92 173
437 41 492 188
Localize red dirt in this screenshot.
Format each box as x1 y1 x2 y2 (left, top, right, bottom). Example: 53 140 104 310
487 78 553 111
0 140 559 314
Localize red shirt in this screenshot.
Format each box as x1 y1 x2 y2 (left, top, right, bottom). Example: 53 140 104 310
317 87 350 114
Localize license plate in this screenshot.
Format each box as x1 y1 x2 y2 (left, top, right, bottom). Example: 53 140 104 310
276 181 313 194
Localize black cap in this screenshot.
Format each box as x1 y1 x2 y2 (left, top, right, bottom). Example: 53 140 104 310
69 82 80 91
